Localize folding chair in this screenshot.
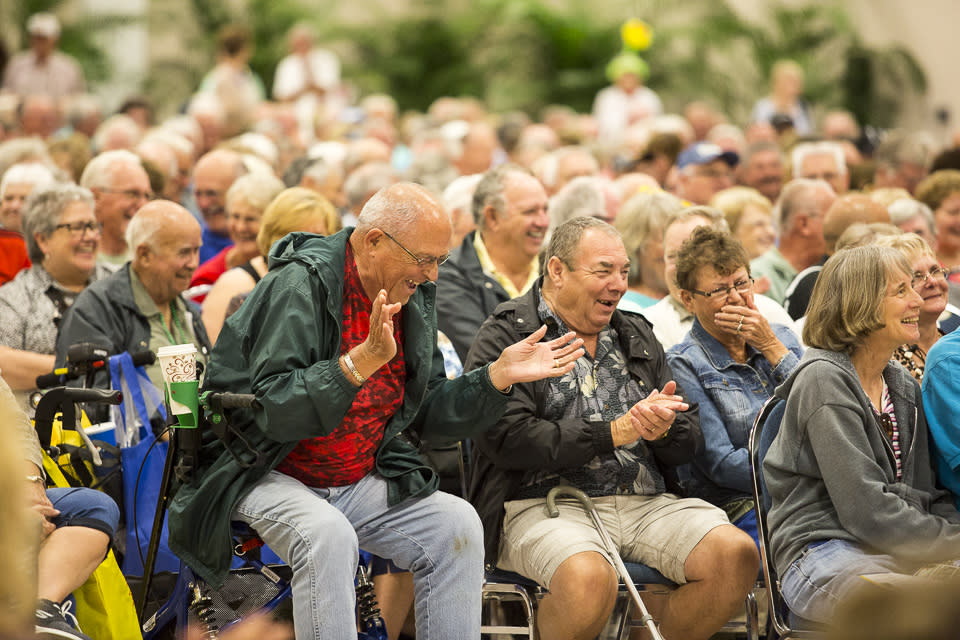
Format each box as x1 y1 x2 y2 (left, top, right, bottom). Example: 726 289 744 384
749 396 818 640
482 561 759 640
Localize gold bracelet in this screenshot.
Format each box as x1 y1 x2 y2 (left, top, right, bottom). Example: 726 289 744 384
342 352 366 385
25 474 44 484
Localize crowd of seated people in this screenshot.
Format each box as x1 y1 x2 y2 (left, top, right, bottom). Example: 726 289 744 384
3 10 960 640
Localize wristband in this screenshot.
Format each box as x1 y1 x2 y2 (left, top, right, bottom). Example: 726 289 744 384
342 352 366 385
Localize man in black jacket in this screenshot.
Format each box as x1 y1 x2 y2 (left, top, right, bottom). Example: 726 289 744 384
437 163 549 363
466 217 759 640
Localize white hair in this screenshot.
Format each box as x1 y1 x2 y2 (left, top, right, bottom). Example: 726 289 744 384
187 93 225 124
792 142 847 179
91 114 141 152
442 174 483 215
0 162 55 198
79 149 143 190
549 176 608 228
887 197 935 229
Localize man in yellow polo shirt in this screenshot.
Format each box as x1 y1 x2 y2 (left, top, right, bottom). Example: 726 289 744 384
437 163 549 363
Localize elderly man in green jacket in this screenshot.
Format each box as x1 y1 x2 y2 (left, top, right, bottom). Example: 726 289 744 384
169 182 583 640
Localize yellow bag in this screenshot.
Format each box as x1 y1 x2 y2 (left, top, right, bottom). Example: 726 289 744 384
41 416 142 640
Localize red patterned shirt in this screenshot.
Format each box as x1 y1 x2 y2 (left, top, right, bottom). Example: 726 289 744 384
275 243 405 486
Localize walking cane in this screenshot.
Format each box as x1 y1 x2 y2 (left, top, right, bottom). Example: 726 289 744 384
546 485 666 640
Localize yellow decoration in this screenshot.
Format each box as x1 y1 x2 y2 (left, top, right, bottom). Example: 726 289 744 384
621 18 653 51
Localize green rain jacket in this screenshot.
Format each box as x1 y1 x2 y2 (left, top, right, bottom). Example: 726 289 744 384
168 229 511 587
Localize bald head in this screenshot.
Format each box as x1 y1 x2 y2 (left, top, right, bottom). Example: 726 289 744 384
352 182 452 305
357 182 450 236
129 201 202 305
128 200 201 252
193 148 246 231
823 194 890 255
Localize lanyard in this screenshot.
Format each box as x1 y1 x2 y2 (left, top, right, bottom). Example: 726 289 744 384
160 301 187 346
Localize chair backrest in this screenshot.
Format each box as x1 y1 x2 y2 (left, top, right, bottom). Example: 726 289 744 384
749 394 792 637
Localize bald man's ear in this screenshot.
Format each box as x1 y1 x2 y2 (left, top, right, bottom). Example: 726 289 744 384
361 227 384 252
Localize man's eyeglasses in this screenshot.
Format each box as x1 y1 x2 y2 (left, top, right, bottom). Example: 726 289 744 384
381 230 450 268
689 277 754 299
911 266 947 288
54 221 102 237
100 188 153 201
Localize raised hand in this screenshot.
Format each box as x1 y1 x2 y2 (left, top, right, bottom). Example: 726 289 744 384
487 325 585 391
344 290 403 384
363 289 401 364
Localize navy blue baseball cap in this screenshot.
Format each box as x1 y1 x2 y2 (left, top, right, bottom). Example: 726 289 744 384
676 142 739 171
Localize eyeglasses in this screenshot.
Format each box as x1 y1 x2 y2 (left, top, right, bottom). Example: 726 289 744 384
689 277 754 299
54 221 102 237
381 230 450 268
100 188 153 201
193 188 223 200
911 266 947 288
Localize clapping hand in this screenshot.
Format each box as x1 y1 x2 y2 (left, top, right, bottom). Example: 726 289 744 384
612 380 689 446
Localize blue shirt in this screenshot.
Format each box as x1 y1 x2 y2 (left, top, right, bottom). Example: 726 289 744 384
667 319 803 507
200 228 232 264
922 328 960 510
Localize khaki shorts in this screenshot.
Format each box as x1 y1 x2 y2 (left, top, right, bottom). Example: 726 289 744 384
497 493 729 588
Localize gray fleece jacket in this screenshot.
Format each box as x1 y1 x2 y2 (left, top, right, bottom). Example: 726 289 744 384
765 348 960 578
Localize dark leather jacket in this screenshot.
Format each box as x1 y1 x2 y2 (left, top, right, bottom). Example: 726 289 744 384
464 283 702 565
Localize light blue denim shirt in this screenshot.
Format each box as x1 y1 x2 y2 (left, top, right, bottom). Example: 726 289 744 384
667 318 803 507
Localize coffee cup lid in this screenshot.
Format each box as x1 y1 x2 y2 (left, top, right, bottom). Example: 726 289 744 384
157 343 197 358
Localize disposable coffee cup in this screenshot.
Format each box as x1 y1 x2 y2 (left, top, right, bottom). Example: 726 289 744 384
157 344 198 420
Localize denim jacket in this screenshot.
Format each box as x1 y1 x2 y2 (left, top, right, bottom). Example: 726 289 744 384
667 319 803 507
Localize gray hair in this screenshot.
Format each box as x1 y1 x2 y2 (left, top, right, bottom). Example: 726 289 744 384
663 205 730 237
0 138 53 181
356 182 447 235
22 183 95 263
549 176 608 229
302 156 342 188
773 178 833 232
64 94 102 129
615 190 684 285
539 146 599 189
471 163 533 228
344 162 396 211
0 162 55 198
225 172 285 214
874 130 935 170
544 216 621 277
887 197 935 231
125 206 165 252
91 114 141 153
740 140 783 167
442 173 483 216
791 142 847 179
79 149 143 190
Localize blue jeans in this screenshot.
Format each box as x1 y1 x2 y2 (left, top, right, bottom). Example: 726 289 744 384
47 487 120 539
232 470 484 640
780 539 904 624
